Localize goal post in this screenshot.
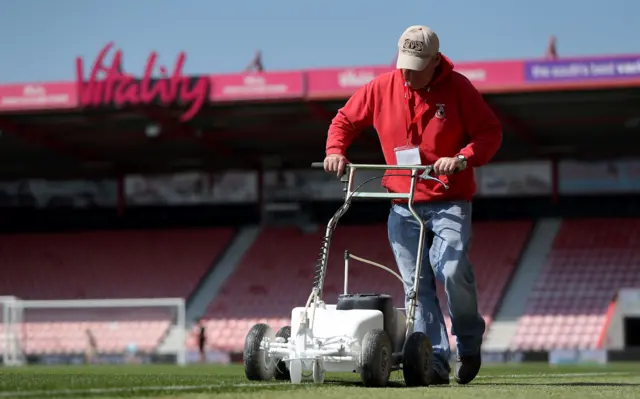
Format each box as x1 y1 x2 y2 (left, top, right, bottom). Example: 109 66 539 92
1 296 186 367
1 296 24 366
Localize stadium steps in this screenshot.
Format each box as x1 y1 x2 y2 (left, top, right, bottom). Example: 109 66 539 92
156 225 263 355
186 225 263 324
483 218 562 351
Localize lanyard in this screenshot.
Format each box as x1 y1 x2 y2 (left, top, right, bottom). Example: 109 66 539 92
403 81 430 146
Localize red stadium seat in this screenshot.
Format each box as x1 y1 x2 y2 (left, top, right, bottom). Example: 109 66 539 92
510 218 640 351
0 228 234 355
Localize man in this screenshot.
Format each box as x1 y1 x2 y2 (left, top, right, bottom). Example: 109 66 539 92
84 328 98 365
195 319 207 363
323 25 502 385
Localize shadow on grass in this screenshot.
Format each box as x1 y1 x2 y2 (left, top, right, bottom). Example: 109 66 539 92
324 379 453 389
322 380 640 389
324 379 406 388
477 382 640 387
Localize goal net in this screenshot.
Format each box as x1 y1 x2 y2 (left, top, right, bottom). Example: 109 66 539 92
0 296 186 367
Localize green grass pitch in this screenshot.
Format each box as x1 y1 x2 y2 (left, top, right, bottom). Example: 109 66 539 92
1 362 639 399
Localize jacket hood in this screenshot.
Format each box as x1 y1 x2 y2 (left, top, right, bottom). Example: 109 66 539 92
430 53 454 86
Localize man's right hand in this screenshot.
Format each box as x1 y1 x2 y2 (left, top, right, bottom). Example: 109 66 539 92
323 154 348 177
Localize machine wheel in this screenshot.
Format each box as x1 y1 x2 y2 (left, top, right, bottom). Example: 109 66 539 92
359 329 392 387
274 326 291 380
312 358 325 384
243 323 276 381
289 359 303 384
402 331 433 387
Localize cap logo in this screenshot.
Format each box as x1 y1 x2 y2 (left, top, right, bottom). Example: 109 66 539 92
402 39 424 55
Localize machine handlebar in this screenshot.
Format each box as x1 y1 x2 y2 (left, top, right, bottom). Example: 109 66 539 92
310 162 435 172
311 161 456 189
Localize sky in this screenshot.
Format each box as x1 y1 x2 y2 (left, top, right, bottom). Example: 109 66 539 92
0 0 638 84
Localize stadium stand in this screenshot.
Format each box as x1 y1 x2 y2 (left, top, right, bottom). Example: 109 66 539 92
2 39 640 369
0 228 235 355
511 218 640 351
198 221 532 353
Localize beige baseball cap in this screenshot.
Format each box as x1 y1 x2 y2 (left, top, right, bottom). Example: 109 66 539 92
396 25 440 71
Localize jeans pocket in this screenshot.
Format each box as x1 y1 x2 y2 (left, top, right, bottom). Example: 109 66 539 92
391 203 413 217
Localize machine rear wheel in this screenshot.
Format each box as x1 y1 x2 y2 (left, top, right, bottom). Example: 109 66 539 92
360 329 392 387
274 326 291 380
243 323 276 381
402 331 433 387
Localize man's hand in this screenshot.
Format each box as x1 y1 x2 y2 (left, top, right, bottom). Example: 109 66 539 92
323 154 348 177
433 157 465 176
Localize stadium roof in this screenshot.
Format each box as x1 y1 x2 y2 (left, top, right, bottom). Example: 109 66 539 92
0 43 639 179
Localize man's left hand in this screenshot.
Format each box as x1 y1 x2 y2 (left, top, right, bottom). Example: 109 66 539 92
433 157 465 176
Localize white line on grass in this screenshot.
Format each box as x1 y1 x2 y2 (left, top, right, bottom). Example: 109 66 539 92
0 372 632 397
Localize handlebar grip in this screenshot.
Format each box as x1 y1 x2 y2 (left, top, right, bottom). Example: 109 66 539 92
311 162 325 169
423 166 463 176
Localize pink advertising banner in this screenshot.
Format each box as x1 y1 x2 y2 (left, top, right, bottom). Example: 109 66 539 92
0 82 77 111
306 66 394 98
305 61 526 98
454 60 525 91
209 71 305 102
0 44 638 114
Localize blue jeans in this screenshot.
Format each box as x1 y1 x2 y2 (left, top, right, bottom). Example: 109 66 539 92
387 201 485 376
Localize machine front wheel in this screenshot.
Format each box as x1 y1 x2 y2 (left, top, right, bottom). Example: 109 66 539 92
243 323 276 381
274 326 291 380
359 329 392 387
402 331 433 387
312 358 325 384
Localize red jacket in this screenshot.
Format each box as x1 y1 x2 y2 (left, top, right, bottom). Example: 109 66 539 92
326 54 502 203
